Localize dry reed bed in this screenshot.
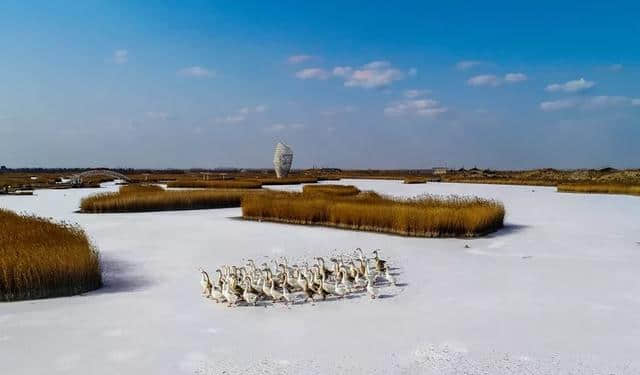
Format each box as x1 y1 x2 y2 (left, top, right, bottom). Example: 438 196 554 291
557 184 640 196
242 190 505 237
302 184 361 196
259 177 319 185
442 178 557 186
0 209 101 301
80 184 249 213
404 177 427 184
166 180 262 189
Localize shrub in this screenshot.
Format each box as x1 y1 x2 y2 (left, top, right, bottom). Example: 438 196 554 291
242 190 504 237
0 209 102 301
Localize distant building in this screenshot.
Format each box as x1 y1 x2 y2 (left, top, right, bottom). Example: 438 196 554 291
433 167 448 175
273 142 293 178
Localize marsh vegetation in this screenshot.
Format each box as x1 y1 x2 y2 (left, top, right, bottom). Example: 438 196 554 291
80 184 248 213
557 183 640 196
301 184 361 196
403 177 427 184
166 180 263 189
242 189 505 237
0 209 101 301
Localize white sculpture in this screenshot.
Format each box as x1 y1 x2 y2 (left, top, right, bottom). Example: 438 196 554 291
273 142 293 178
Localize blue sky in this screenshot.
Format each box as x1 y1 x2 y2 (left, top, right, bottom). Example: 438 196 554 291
1 1 639 169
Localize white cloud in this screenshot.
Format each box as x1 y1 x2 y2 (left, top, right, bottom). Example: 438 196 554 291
266 123 305 132
217 105 267 124
540 98 578 111
113 49 128 64
467 74 500 87
467 73 527 87
295 68 330 80
287 55 312 64
296 60 405 89
609 64 623 72
504 73 527 83
178 66 214 78
363 61 391 69
384 98 447 117
416 107 449 116
545 78 594 93
540 96 640 111
404 89 430 98
332 66 352 77
408 67 418 76
456 60 481 70
334 61 403 89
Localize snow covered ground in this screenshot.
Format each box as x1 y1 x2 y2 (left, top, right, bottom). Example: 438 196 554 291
1 179 639 374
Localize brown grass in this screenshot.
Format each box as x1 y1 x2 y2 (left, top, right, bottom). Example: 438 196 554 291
166 180 262 189
302 184 361 196
404 177 427 184
316 176 341 181
0 209 102 301
80 184 249 212
259 177 319 185
242 190 505 237
442 178 557 186
557 183 640 196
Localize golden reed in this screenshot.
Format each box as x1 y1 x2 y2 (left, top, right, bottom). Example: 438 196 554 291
242 189 505 237
0 209 101 301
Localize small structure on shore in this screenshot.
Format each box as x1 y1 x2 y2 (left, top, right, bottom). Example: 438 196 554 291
273 142 293 178
433 167 448 175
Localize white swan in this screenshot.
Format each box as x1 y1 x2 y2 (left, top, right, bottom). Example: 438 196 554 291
270 280 283 302
373 249 387 272
354 272 367 290
340 270 354 293
222 281 239 307
282 284 294 305
242 277 259 306
261 278 272 299
296 271 308 290
366 278 378 299
321 275 335 295
199 268 212 298
334 280 347 299
384 268 396 286
211 285 224 303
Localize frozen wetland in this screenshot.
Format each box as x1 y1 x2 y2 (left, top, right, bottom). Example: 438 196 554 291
1 180 639 374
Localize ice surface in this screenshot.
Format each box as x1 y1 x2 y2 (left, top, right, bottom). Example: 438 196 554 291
1 180 639 374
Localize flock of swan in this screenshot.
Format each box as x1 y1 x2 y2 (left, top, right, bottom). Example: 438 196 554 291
199 249 397 307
